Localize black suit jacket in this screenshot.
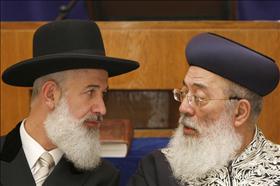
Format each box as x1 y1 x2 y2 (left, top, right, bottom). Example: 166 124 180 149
0 122 120 186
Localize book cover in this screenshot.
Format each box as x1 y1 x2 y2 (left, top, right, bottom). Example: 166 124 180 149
99 119 133 158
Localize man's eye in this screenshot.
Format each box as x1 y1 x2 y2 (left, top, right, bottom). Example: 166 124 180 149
195 96 206 102
86 89 95 95
103 92 108 102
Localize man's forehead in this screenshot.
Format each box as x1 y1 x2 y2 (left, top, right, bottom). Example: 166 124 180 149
64 69 108 87
65 69 109 80
184 66 228 89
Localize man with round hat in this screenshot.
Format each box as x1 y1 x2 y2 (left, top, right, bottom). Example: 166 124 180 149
0 19 139 186
128 33 280 186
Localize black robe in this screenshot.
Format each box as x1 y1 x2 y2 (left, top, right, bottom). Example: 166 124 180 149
127 150 180 186
128 129 280 186
0 122 120 186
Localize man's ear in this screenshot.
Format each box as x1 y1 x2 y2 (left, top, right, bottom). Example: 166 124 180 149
41 80 61 110
233 99 251 127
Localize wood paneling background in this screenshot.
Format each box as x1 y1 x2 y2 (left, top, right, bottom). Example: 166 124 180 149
1 21 279 143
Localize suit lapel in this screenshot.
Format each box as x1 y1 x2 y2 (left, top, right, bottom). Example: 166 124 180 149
44 157 90 186
1 122 36 186
1 148 36 186
0 122 22 162
1 123 90 186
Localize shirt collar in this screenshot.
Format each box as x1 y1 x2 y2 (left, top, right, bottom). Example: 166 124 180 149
233 126 264 165
20 120 63 169
49 148 64 165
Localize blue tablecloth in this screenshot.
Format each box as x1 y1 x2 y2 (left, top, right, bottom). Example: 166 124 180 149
105 137 170 186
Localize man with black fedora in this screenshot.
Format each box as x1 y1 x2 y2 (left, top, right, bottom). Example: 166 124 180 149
1 19 139 186
128 33 280 186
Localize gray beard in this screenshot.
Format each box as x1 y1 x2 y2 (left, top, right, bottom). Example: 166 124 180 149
165 111 242 184
44 97 101 170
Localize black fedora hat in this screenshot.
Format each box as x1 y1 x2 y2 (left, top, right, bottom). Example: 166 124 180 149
2 19 140 87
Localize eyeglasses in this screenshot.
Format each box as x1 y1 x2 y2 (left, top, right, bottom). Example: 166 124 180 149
173 88 242 108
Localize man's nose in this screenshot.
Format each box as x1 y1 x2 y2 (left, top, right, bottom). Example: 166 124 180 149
91 96 107 116
179 97 195 117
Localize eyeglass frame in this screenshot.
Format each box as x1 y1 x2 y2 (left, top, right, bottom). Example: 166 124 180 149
173 88 242 108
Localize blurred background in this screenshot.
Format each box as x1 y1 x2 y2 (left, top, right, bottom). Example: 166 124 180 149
1 1 280 186
2 0 280 21
1 0 280 130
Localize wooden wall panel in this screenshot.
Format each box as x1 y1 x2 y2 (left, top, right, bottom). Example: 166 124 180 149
1 28 34 135
1 21 279 143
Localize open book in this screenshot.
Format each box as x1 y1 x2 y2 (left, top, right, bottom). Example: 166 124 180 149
100 119 133 158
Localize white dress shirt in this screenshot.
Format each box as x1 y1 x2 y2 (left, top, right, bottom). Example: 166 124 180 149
20 120 63 177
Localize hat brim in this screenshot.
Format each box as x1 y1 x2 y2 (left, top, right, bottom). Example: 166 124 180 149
2 53 140 87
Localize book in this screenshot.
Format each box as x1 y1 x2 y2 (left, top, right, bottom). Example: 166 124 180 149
99 119 133 158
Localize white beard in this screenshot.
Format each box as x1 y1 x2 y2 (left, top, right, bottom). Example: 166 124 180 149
165 110 242 184
44 97 101 170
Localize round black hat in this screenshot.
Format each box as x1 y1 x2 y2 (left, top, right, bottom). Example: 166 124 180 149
2 19 140 87
185 33 279 96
